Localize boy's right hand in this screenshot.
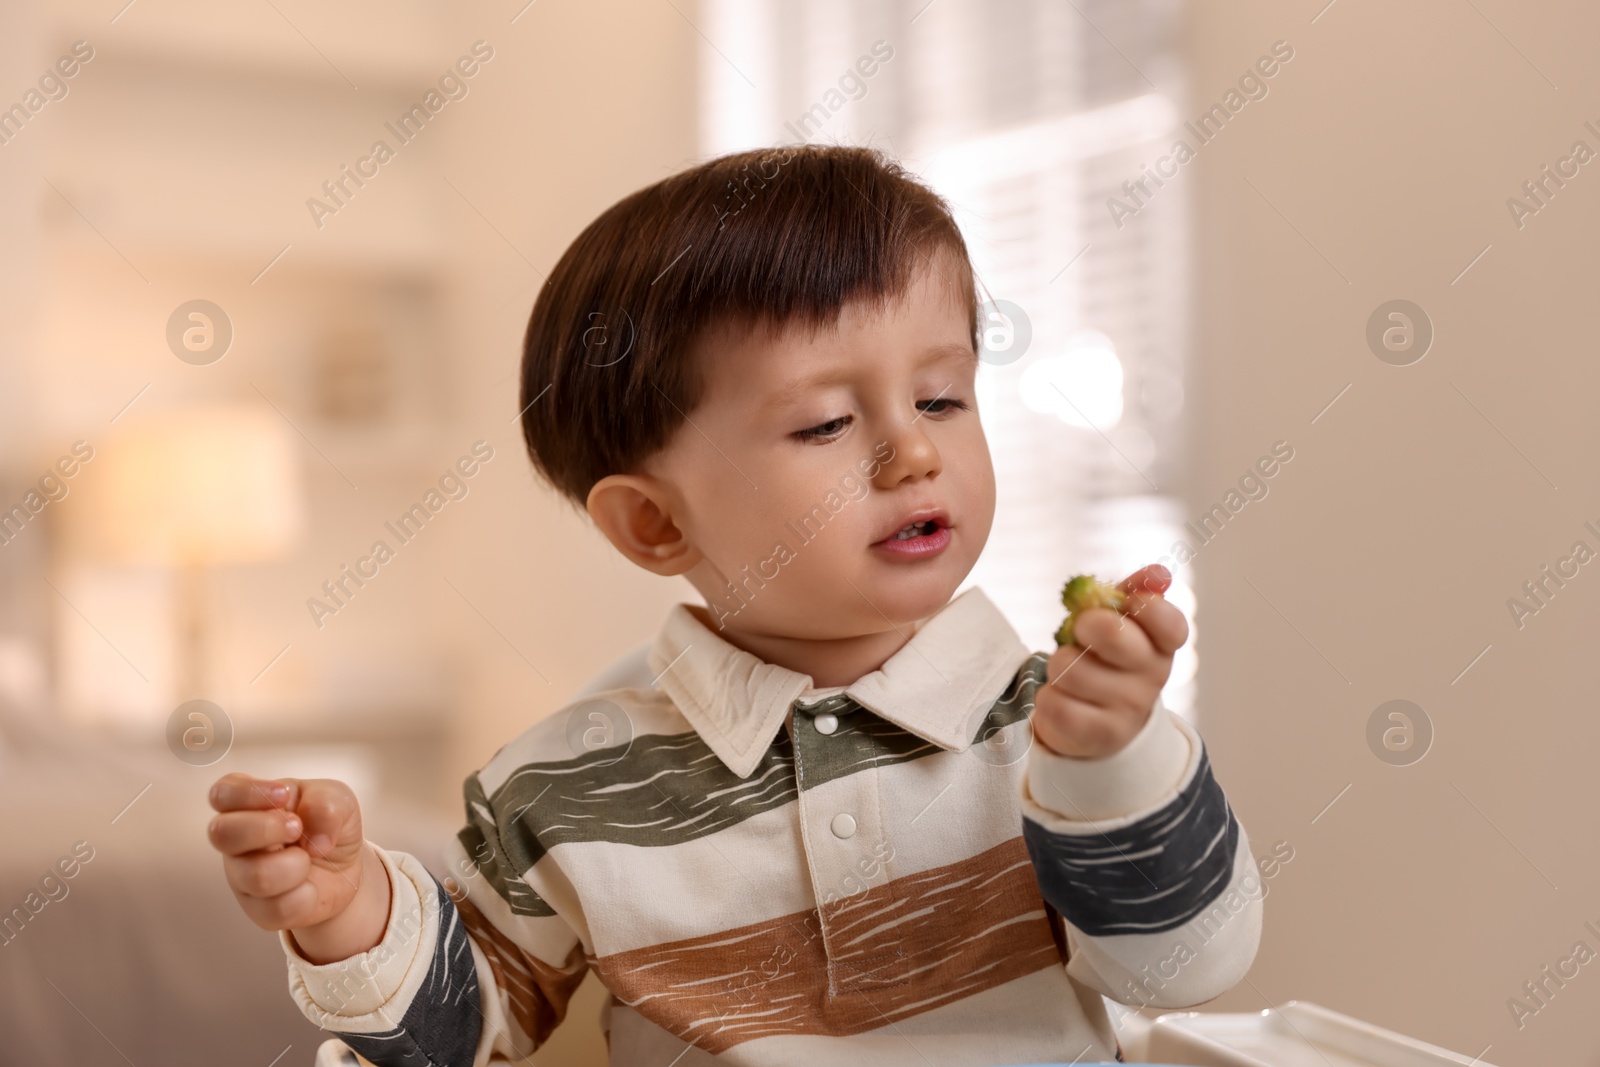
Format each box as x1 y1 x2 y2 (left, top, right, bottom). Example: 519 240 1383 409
206 773 369 935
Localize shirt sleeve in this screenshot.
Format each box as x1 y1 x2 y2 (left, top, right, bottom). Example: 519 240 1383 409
1018 695 1263 1009
277 770 590 1065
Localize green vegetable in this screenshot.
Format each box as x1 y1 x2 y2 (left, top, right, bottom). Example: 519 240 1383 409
1054 574 1127 647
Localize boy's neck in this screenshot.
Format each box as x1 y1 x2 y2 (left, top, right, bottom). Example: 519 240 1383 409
687 604 928 689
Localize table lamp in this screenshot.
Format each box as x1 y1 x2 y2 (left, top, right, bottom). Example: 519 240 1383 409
63 404 307 702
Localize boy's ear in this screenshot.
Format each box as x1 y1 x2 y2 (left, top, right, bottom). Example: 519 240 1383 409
585 473 700 576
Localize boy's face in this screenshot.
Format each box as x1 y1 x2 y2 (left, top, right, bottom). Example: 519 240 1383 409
641 249 995 641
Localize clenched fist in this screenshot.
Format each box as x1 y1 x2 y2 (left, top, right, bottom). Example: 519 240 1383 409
1033 563 1189 760
206 773 390 965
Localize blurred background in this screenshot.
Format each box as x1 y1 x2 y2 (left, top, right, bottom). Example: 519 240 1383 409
1 0 1596 1064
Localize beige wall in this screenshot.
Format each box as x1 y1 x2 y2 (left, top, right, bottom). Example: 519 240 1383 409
1187 2 1599 1062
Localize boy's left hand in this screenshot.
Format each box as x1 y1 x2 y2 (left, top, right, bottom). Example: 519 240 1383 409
1032 563 1189 760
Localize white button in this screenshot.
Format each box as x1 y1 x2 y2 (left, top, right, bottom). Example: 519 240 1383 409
814 712 838 735
831 813 857 839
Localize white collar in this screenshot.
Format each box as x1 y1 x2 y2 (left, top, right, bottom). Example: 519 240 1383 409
646 586 1033 778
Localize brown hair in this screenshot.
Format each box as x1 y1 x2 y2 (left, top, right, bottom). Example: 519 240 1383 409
517 143 980 510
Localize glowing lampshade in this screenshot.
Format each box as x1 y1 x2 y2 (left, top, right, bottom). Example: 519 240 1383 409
66 405 305 566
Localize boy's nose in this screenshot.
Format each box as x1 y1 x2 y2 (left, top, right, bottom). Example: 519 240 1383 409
871 424 941 487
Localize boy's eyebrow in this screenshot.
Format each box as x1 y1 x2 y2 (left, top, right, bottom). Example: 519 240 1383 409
760 342 976 411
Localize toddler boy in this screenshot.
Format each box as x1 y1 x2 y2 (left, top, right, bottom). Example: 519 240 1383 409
207 143 1262 1065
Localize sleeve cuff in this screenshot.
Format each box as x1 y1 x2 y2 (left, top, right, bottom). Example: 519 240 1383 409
1024 696 1194 824
278 841 426 1017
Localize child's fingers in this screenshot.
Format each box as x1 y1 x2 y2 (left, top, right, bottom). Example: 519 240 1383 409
1045 649 1132 710
223 845 312 900
209 772 301 814
292 780 361 853
235 880 321 932
208 775 358 855
1122 590 1189 657
1069 607 1155 671
1033 690 1125 759
208 807 303 857
1118 563 1171 597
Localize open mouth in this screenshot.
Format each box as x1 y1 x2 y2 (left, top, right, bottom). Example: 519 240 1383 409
890 519 940 541
872 513 952 557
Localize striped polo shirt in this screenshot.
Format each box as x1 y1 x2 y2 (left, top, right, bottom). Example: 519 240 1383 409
280 585 1262 1066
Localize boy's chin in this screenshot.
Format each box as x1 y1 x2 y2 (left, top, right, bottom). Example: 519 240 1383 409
834 569 965 628
713 582 962 642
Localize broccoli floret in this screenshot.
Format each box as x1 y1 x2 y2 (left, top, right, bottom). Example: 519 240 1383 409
1054 574 1127 646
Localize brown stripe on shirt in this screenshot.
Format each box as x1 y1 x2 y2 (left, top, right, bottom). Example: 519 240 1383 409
587 836 1060 1055
450 885 588 1048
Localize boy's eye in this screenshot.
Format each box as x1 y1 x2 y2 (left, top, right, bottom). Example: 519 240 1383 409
792 398 969 442
917 397 970 416
794 415 851 442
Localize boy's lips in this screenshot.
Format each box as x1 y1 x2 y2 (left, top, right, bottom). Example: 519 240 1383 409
870 506 951 546
872 523 952 558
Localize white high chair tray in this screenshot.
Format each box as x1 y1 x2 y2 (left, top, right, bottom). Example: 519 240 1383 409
1146 1000 1497 1067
